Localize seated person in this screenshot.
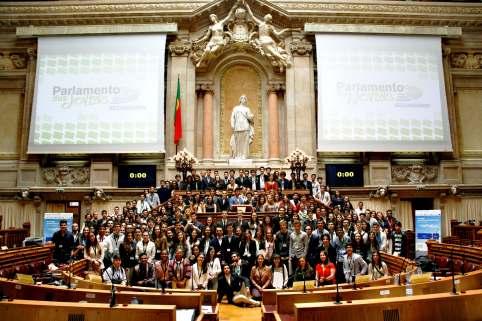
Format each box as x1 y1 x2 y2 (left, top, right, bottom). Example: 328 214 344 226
293 257 315 281
102 255 127 286
132 252 155 287
368 251 389 280
315 251 336 286
217 264 260 307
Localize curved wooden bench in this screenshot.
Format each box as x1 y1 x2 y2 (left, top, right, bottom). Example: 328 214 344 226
0 245 54 279
427 241 482 273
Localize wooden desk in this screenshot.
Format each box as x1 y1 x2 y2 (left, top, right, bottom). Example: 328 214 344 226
294 289 482 321
0 279 202 309
274 269 482 315
0 299 176 321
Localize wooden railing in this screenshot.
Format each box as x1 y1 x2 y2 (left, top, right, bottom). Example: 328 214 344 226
0 244 54 279
0 222 31 248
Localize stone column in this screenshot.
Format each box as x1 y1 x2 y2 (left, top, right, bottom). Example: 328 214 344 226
167 34 195 156
20 48 37 160
286 37 315 155
202 86 214 160
267 84 284 160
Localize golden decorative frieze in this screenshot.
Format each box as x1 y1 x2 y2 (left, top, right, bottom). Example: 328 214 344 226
304 23 462 37
392 164 438 185
0 1 480 29
41 165 90 187
17 23 177 37
450 51 482 70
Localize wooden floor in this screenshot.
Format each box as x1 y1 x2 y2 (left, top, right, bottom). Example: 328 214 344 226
218 303 262 321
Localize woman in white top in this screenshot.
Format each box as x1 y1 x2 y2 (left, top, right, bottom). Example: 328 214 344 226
368 251 389 280
205 247 221 290
192 253 209 290
270 254 288 289
84 232 104 272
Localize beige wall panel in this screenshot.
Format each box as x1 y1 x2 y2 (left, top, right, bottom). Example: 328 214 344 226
369 161 391 186
0 163 17 187
456 89 482 156
462 161 482 184
90 161 113 187
0 91 22 156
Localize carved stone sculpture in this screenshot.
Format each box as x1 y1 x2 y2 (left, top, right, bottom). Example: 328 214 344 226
391 164 437 184
42 165 90 186
192 0 294 71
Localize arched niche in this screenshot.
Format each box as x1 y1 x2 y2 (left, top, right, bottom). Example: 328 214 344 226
198 51 283 159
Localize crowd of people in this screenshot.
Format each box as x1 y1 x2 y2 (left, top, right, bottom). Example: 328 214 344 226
51 167 408 306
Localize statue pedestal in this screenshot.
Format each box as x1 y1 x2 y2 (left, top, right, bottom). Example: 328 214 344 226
228 159 253 167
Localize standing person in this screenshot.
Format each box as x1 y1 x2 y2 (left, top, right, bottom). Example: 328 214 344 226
192 253 209 290
168 248 192 289
205 247 221 290
250 254 272 301
154 249 171 289
51 219 74 265
239 230 257 276
289 220 309 275
136 231 156 262
84 232 104 273
270 254 288 289
103 255 127 285
105 223 124 265
217 264 260 307
315 251 336 287
368 251 389 280
343 244 368 284
391 222 407 257
274 221 290 273
119 232 137 284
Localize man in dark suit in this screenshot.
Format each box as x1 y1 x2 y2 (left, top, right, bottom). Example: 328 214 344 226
132 252 155 287
217 264 243 303
210 226 225 258
221 224 239 265
300 173 313 193
216 210 230 233
235 169 249 189
247 169 258 191
256 167 268 190
217 190 230 212
202 169 215 190
157 180 172 203
278 171 292 191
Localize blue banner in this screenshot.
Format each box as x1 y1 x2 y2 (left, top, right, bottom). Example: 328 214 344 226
43 213 73 242
415 210 441 258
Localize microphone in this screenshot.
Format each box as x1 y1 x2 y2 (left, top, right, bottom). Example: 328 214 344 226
334 256 342 304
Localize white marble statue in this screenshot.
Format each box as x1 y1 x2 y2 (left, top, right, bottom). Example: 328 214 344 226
230 95 254 159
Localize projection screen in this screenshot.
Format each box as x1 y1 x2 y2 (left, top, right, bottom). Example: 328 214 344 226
28 34 167 154
315 34 452 152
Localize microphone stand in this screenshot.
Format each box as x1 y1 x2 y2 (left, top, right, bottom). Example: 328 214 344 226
450 248 458 295
334 257 342 304
67 255 74 289
302 271 306 294
106 267 117 307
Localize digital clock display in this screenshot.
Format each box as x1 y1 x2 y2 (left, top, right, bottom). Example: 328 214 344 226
326 164 363 187
118 165 156 188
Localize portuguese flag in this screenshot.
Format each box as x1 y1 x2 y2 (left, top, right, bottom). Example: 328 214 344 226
173 76 182 145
